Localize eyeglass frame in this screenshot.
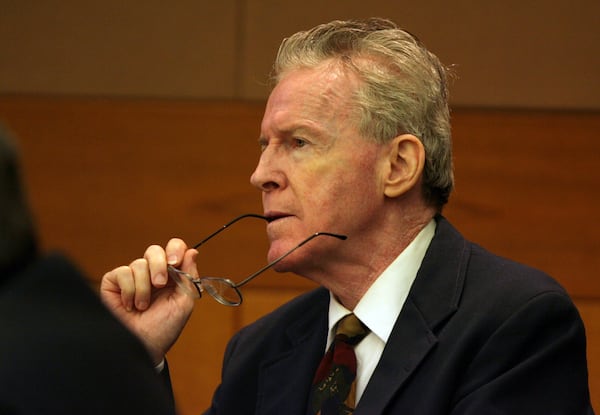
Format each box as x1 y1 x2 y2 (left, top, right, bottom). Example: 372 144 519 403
167 213 347 306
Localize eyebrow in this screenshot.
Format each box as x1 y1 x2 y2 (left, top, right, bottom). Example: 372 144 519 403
261 120 327 142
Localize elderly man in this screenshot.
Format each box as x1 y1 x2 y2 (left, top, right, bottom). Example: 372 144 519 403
101 18 593 414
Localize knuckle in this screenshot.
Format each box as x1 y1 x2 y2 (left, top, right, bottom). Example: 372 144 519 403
129 258 149 272
144 244 165 258
167 238 187 251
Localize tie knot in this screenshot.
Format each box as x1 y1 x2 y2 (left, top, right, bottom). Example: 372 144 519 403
335 313 369 346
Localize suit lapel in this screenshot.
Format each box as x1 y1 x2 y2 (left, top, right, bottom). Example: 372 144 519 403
356 216 470 414
356 297 438 414
255 289 329 415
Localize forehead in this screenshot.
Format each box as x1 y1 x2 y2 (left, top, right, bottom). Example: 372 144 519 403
261 63 360 136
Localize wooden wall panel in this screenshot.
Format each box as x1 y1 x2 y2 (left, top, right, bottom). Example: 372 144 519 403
576 299 600 411
0 1 239 97
445 109 600 298
167 299 236 413
242 0 600 108
0 96 597 414
2 2 599 109
1 97 597 296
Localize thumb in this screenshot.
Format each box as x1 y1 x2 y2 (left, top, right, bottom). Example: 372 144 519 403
181 249 199 277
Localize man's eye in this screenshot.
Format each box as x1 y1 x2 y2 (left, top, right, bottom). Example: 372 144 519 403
294 138 307 148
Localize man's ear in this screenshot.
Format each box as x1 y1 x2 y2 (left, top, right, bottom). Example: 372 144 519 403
383 134 425 198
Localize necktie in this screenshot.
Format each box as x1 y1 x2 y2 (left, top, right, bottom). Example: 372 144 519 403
309 313 370 415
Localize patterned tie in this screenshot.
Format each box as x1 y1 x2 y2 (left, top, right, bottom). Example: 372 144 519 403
309 313 370 415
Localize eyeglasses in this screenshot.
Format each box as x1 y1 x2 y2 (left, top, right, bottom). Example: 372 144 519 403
167 214 347 306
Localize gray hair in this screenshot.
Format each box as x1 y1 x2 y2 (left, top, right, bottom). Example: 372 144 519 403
271 18 454 208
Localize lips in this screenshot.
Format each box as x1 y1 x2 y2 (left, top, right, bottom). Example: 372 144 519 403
264 211 293 222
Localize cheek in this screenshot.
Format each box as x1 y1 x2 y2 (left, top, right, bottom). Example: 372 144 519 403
294 145 383 216
307 167 380 216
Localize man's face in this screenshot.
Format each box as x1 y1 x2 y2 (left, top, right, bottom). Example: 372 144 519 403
250 63 390 276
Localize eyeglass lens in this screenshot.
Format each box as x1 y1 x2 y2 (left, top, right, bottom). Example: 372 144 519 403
168 268 244 306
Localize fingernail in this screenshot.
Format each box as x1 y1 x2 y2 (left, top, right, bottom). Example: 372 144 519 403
167 255 178 265
124 297 133 312
136 300 148 310
155 272 167 285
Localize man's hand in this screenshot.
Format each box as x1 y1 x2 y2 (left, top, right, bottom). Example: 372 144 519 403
100 238 198 364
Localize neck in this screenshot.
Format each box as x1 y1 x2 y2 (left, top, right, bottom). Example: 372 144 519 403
309 205 436 310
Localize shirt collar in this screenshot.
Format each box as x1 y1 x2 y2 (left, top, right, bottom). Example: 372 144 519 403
327 219 436 344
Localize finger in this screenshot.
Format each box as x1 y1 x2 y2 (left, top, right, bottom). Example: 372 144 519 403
144 244 168 287
181 249 199 277
102 265 135 312
165 238 189 267
130 258 152 311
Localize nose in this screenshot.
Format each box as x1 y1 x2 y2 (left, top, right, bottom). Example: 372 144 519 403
250 147 284 192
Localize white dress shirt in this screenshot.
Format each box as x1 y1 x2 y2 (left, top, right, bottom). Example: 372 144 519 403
325 219 436 403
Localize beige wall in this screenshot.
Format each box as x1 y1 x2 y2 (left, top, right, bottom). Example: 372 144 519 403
1 0 599 108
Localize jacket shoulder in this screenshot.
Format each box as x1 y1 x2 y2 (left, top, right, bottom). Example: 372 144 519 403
233 287 329 346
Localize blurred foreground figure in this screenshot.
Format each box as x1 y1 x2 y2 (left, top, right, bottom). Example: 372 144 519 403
0 125 176 414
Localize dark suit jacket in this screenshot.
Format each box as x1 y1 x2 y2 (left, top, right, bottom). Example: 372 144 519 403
0 253 176 415
202 217 593 414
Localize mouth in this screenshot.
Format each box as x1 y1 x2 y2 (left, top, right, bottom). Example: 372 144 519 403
264 212 293 222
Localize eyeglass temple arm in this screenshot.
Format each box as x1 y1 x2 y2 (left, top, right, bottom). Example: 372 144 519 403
193 213 270 249
233 232 347 288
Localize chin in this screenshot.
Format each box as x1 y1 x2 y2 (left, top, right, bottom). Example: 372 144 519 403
267 242 304 273
270 260 291 274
